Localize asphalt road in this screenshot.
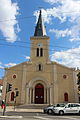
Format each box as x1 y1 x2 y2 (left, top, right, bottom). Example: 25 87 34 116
0 111 80 120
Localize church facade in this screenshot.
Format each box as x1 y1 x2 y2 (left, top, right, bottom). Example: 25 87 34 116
2 10 78 105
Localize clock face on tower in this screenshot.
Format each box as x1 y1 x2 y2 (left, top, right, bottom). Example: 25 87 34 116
37 43 43 47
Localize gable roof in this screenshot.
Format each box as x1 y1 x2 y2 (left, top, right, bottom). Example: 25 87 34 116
0 80 3 86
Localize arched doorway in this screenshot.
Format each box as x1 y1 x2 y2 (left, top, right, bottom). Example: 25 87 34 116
35 83 44 104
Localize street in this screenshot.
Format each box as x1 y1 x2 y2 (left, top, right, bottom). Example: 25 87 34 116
0 111 80 120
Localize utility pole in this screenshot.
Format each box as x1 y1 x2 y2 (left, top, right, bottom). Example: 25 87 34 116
3 83 12 116
2 84 7 116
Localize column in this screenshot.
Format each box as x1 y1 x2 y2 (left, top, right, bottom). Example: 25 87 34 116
33 88 35 103
31 88 33 103
21 64 27 104
29 88 32 104
44 88 46 104
47 88 49 104
26 87 29 104
50 87 53 105
73 71 79 102
53 64 58 104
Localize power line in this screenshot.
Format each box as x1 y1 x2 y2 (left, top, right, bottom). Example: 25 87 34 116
0 49 78 79
0 47 78 74
0 50 77 76
0 16 35 23
0 38 80 54
0 38 79 74
0 38 71 49
0 37 80 74
0 42 80 56
0 10 80 22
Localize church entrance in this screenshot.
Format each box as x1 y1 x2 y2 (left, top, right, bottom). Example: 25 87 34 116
35 83 44 104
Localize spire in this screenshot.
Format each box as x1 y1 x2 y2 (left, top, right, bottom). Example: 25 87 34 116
34 10 47 36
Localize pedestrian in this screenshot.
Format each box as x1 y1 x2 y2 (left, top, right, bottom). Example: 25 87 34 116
1 100 5 109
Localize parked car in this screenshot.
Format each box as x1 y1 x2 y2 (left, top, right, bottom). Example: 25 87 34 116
43 105 56 114
53 103 80 115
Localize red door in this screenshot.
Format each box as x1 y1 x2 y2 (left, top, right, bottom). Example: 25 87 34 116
35 83 44 104
64 93 68 102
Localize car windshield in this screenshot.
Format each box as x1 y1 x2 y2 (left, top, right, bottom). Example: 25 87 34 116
56 104 66 107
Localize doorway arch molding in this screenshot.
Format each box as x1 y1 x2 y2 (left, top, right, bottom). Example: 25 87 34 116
26 76 50 104
28 76 49 88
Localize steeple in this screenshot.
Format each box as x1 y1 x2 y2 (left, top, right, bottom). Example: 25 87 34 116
34 10 47 36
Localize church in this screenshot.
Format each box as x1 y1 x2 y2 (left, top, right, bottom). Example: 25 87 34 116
2 10 78 105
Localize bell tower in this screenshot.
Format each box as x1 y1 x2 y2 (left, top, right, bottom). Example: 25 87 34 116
30 10 50 63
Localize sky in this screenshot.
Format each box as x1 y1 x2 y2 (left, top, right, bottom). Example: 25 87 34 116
0 0 80 78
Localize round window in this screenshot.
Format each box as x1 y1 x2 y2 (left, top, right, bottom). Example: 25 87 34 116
13 74 17 79
63 75 67 79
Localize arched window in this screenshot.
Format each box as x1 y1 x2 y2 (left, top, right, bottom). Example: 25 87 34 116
40 48 43 57
64 92 68 102
37 48 39 57
36 64 43 71
11 92 14 101
36 48 43 57
39 64 41 71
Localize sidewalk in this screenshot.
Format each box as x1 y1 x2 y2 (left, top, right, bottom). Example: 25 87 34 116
15 108 43 112
0 116 23 119
0 106 14 112
0 106 43 118
0 106 43 113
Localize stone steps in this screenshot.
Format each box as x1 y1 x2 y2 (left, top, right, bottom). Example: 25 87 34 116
16 104 48 109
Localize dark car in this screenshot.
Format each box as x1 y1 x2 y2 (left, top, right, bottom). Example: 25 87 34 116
43 105 56 114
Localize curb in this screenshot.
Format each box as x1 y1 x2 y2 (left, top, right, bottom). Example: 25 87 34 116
0 116 23 119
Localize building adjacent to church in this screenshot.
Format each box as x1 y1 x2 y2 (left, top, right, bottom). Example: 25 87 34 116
75 69 80 102
2 10 78 105
0 79 3 104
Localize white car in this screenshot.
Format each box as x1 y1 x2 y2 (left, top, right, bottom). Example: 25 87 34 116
53 103 80 115
43 105 56 114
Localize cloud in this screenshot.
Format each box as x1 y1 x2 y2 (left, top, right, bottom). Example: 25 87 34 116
25 56 30 60
0 62 17 69
0 62 2 65
34 9 52 24
69 19 80 41
44 0 61 4
37 0 80 42
0 66 4 69
0 62 4 69
0 0 20 42
49 28 71 38
50 47 80 68
49 21 80 41
40 0 80 23
5 63 17 67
